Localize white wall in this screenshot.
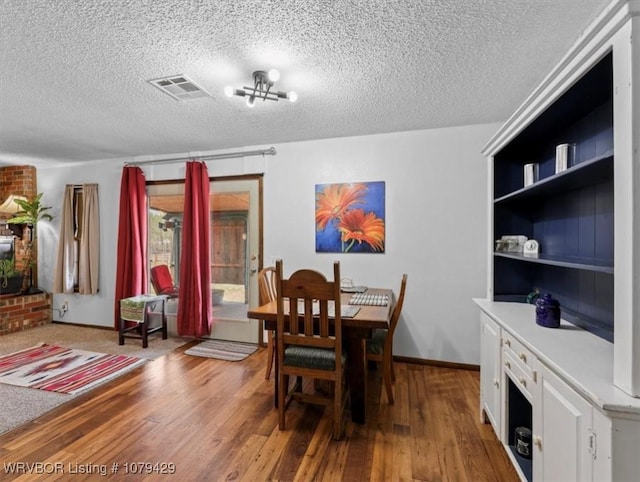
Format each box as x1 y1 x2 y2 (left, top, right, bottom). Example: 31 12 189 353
37 122 498 365
37 160 123 327
263 125 496 365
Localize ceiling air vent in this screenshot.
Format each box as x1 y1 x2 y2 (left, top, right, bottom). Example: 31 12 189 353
148 75 212 100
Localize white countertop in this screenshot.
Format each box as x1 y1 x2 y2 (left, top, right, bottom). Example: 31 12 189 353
474 298 640 416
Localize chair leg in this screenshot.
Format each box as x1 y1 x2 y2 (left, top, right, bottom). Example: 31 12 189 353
333 380 343 440
278 374 288 431
383 363 394 404
265 331 274 380
383 351 394 404
390 349 396 382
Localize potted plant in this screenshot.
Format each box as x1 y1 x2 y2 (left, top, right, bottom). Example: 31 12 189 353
7 193 53 294
0 257 23 295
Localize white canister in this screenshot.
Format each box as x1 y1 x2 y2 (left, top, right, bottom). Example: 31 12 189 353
556 143 569 173
524 163 539 186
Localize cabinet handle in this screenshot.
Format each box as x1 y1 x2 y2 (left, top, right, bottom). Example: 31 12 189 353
493 378 499 388
518 376 526 387
505 339 511 347
588 429 597 458
519 352 527 362
504 360 511 369
534 435 542 450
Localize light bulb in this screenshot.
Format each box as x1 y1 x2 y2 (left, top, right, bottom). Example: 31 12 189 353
268 69 280 82
224 86 234 97
246 95 255 107
288 91 298 103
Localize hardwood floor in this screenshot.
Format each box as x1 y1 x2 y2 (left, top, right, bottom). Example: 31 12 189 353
0 342 518 481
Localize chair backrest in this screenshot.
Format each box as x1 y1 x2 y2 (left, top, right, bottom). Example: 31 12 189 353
387 274 408 340
150 265 178 296
275 259 343 364
258 266 277 305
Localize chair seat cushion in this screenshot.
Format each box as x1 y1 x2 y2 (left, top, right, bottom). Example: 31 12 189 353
366 328 388 355
159 287 179 296
284 346 347 371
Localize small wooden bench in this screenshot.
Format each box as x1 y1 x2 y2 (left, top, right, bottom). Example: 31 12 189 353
119 294 168 348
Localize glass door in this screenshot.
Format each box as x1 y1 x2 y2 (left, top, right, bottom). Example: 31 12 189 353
207 178 260 343
147 176 261 343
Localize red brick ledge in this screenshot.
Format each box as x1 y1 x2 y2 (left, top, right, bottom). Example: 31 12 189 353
0 292 52 336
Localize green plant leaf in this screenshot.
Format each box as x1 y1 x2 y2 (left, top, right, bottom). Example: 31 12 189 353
7 192 53 225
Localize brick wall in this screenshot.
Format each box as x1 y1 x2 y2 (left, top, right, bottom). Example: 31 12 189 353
0 165 37 200
0 292 52 335
0 165 51 333
0 165 38 281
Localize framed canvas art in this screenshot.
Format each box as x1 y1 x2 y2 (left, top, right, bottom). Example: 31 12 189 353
315 181 385 253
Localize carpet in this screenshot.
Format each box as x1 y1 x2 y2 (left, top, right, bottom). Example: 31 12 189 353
185 339 257 361
0 324 190 436
0 344 145 395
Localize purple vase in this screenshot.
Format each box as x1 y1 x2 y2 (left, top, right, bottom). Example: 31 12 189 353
535 293 560 328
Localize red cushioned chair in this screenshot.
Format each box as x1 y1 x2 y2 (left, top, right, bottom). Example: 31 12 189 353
150 265 179 298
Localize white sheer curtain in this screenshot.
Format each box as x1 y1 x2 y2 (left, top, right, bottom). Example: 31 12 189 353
53 184 99 294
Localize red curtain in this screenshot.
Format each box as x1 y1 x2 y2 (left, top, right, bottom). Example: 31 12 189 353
177 161 212 337
114 166 148 328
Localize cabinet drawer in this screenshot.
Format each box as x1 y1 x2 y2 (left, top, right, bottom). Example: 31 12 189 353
503 331 535 375
503 349 535 401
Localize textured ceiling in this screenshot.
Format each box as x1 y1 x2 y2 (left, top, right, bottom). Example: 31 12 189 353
0 0 611 166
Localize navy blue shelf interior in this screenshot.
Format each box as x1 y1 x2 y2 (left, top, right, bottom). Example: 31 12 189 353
492 52 614 342
508 447 533 482
507 378 533 482
494 152 613 205
494 252 613 274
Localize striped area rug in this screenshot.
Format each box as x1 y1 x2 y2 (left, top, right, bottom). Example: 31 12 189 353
0 344 145 395
185 340 257 361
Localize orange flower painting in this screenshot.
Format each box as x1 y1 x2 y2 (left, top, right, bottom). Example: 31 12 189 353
315 181 385 253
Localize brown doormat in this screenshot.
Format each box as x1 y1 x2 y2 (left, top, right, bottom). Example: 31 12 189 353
184 340 257 361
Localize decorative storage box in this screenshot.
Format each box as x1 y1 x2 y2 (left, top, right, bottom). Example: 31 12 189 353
120 294 166 322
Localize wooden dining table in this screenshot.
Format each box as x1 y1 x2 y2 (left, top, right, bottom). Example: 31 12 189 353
247 288 395 424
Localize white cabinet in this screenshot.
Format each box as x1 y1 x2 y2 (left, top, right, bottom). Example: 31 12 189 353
477 1 640 480
502 331 536 404
533 361 607 482
480 312 501 432
475 300 640 482
481 0 640 397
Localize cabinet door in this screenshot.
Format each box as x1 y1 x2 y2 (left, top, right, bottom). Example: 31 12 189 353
480 312 501 432
591 408 611 482
534 362 593 482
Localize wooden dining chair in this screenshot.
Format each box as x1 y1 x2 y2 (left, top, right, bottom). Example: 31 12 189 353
275 259 349 440
366 273 408 404
258 266 277 380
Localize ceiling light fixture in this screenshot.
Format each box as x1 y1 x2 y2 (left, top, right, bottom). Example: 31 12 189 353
225 69 297 107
